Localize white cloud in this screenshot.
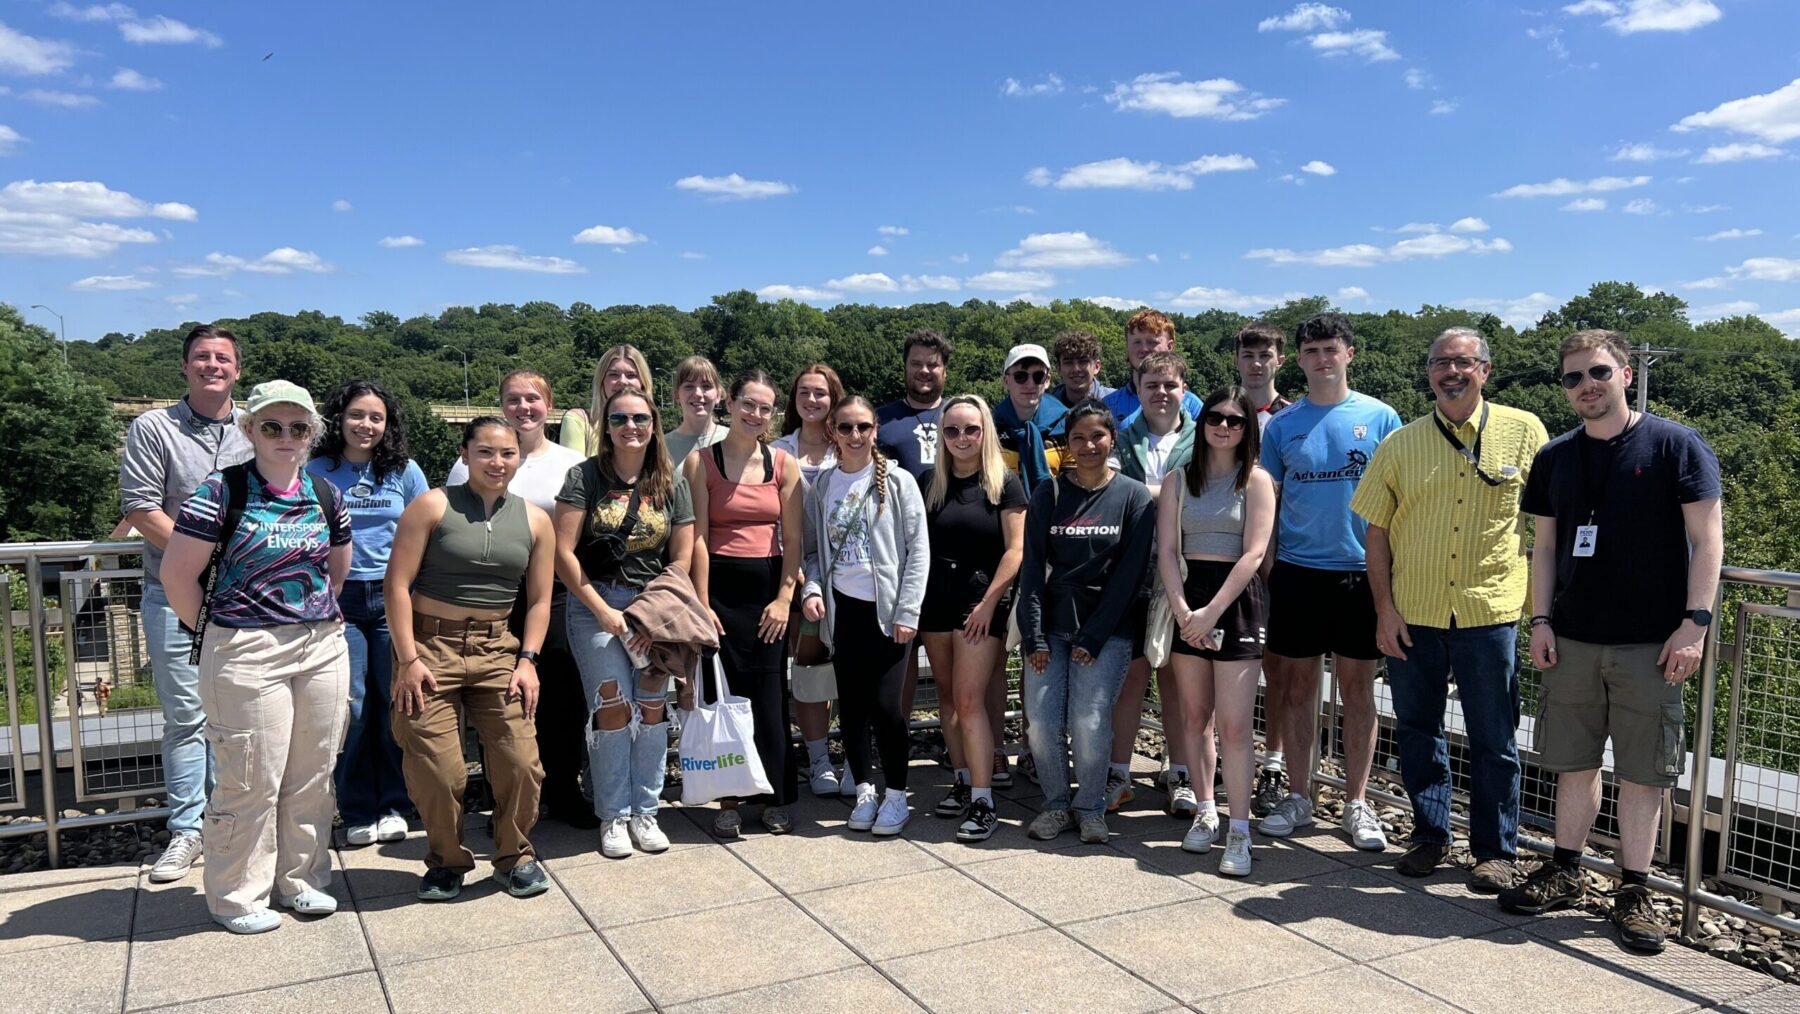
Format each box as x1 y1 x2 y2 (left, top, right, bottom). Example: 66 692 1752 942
443 244 582 274
1308 29 1400 62
966 270 1055 291
1450 217 1490 233
1623 198 1662 214
1495 174 1651 198
21 89 100 109
1698 228 1761 241
1430 100 1458 115
1764 309 1800 338
47 3 137 22
757 284 839 302
1404 68 1429 90
0 125 21 155
1104 73 1285 121
1684 203 1728 213
1168 286 1308 311
1561 197 1607 212
1001 74 1064 97
950 253 971 264
69 273 152 291
331 198 353 213
825 272 899 293
1258 4 1350 32
867 245 888 257
1394 222 1440 234
679 251 705 260
1725 257 1800 282
1459 292 1562 328
0 179 194 222
901 274 960 292
1080 296 1147 311
164 292 199 306
203 247 334 275
998 231 1132 269
674 173 796 199
1674 78 1800 144
1027 154 1255 191
378 235 423 248
108 67 161 90
1565 0 1721 33
119 15 222 46
1248 233 1512 267
1611 142 1688 162
1338 286 1371 302
1695 142 1784 164
877 225 909 236
0 23 78 74
572 224 647 245
0 209 157 256
1300 160 1337 176
1696 300 1759 318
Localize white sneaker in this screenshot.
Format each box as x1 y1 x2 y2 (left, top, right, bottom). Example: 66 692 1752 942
601 816 632 858
150 831 202 883
1219 829 1253 877
342 823 378 847
809 756 841 797
375 813 408 842
1167 776 1199 818
1259 795 1315 838
1182 811 1221 853
213 908 281 934
848 786 880 831
872 794 910 836
1342 799 1388 851
629 813 670 853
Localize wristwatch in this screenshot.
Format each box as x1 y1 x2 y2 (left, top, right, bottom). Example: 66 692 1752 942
1687 609 1713 628
517 649 542 664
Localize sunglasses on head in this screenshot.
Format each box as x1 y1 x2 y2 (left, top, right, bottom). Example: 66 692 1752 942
606 411 654 428
1010 369 1047 385
835 421 875 435
942 424 982 440
1560 364 1616 389
257 420 313 440
1202 411 1248 431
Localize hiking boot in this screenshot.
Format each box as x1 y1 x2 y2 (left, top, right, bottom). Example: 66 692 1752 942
1498 862 1584 915
1470 858 1524 894
1609 884 1667 954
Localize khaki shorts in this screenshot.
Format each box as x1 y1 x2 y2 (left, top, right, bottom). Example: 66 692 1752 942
1536 639 1685 788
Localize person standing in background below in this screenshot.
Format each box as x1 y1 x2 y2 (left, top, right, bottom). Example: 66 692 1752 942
664 355 730 468
772 364 846 796
308 380 429 846
449 371 594 829
1103 309 1205 425
118 324 255 885
1050 328 1114 408
688 371 805 837
560 344 655 456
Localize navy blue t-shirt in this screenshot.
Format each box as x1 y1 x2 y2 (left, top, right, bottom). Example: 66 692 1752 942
1521 413 1720 645
876 399 942 483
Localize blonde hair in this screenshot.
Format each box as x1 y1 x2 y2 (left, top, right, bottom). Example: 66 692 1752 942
501 368 553 406
586 344 653 455
926 394 1008 511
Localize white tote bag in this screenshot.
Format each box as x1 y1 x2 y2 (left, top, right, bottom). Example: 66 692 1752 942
678 650 774 805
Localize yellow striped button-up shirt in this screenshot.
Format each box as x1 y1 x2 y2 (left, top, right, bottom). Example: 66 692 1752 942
1350 398 1548 629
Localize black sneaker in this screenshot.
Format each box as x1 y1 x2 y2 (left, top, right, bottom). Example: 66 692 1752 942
1396 840 1451 878
1498 862 1584 915
494 859 549 898
935 780 972 819
1609 884 1667 954
1252 766 1287 818
956 797 999 843
417 867 463 902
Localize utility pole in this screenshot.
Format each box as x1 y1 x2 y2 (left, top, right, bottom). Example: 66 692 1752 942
1633 341 1681 413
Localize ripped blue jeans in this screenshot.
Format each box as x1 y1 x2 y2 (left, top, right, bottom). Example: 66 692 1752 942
567 583 674 820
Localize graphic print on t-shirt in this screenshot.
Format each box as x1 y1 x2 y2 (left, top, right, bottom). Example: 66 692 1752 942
588 488 672 552
827 482 873 569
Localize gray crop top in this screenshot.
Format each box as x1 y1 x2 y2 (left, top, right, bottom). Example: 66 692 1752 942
1180 475 1246 557
414 484 533 609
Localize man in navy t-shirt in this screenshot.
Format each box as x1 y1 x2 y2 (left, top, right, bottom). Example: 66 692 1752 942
877 329 950 483
1503 329 1722 955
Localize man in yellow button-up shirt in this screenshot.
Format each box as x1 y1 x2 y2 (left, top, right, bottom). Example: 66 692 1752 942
1350 327 1548 890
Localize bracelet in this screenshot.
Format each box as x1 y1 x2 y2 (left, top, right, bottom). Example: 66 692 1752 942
400 653 423 667
1528 616 1552 628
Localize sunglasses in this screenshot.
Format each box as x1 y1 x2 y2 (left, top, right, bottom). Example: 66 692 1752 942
942 424 982 440
257 420 313 440
606 412 654 428
1560 364 1616 389
835 421 876 435
1010 369 1047 386
1202 411 1248 431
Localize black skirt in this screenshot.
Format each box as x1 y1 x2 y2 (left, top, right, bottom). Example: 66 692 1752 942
708 555 787 675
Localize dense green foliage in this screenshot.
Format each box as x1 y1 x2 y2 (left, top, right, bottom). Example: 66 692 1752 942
0 304 121 543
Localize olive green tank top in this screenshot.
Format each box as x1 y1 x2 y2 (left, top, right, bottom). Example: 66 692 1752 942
414 484 533 609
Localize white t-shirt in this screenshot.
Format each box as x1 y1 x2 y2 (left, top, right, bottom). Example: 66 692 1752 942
1143 428 1176 487
447 441 586 514
823 462 877 602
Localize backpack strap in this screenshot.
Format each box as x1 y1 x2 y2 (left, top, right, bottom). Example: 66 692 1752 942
186 463 250 665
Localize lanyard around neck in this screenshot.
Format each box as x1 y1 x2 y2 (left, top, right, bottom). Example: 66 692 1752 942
1432 402 1504 487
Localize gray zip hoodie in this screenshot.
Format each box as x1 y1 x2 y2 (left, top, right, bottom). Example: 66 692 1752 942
800 460 930 651
119 396 254 584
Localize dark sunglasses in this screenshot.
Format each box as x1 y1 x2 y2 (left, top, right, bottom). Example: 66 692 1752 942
1202 411 1248 431
835 421 876 435
1560 364 1616 389
606 412 654 428
1010 369 1047 385
257 420 313 440
942 424 982 440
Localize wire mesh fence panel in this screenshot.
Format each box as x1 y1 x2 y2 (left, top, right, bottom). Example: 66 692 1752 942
59 568 165 802
1719 604 1800 902
1 571 24 811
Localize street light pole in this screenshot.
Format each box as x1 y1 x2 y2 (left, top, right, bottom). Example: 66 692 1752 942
445 345 469 406
28 304 68 365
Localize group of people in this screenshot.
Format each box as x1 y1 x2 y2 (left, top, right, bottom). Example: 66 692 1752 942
119 309 1720 956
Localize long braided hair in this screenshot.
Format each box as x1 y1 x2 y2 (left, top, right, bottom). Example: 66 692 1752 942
829 394 888 517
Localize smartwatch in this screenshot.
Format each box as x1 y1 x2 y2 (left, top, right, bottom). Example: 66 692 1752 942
517 649 542 664
1687 609 1713 628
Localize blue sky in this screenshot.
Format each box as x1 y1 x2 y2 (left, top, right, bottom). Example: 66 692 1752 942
3 0 1798 340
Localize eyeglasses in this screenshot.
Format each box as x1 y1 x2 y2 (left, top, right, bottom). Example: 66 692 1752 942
1427 356 1486 372
835 421 875 435
1202 411 1247 431
606 412 654 428
1560 364 1616 389
257 420 313 440
1010 369 1047 386
942 425 982 440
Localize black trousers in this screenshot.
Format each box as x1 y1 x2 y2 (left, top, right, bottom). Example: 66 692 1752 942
707 556 798 806
832 591 914 791
514 589 585 813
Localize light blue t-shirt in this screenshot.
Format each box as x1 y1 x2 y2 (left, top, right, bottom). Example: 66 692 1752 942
305 456 430 580
1259 392 1401 571
1105 384 1204 429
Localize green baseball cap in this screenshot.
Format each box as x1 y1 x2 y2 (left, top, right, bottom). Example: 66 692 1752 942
244 380 316 415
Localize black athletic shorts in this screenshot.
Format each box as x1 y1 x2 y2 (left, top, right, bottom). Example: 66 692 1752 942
1263 560 1381 661
1171 560 1268 662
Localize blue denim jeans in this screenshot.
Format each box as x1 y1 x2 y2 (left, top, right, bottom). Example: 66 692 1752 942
1025 634 1131 819
334 579 410 824
142 581 212 835
1386 622 1521 861
567 583 671 819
